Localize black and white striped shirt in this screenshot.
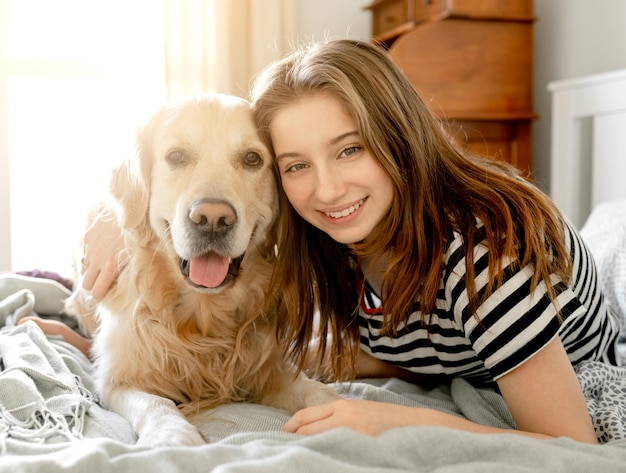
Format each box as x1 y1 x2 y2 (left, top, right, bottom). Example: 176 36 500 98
358 220 622 386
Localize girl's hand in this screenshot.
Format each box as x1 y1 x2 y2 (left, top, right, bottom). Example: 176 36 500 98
283 399 505 436
80 206 126 301
284 399 419 436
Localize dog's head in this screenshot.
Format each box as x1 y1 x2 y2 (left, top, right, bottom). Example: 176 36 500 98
110 94 278 293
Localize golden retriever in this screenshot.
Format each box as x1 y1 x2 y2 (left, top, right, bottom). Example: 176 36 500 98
66 94 339 446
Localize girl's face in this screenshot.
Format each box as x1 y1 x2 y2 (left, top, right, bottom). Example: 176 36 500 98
270 93 394 245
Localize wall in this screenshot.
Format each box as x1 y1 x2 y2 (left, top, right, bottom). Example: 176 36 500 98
295 0 626 192
533 0 626 190
296 0 371 41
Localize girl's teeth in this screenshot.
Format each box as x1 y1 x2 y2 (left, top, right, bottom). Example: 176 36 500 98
326 199 364 219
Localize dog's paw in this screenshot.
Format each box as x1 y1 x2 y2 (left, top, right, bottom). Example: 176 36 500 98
137 416 206 447
265 375 342 412
302 382 342 407
137 413 206 447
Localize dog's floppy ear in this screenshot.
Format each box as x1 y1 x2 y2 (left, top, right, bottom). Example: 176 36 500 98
109 121 153 232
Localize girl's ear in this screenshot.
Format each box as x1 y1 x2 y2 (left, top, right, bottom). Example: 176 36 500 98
109 122 152 231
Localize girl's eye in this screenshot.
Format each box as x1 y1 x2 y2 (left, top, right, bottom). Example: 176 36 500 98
340 146 361 158
283 162 308 174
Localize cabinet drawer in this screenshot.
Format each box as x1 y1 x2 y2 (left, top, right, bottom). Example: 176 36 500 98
411 0 533 25
369 0 535 43
413 0 449 24
370 0 409 38
448 0 534 20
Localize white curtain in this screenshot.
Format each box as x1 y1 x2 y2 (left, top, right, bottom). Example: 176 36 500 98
165 0 297 99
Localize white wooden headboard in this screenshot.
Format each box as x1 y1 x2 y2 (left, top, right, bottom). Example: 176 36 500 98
549 69 626 228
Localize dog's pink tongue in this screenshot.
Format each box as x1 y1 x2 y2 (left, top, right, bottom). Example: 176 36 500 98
189 253 229 288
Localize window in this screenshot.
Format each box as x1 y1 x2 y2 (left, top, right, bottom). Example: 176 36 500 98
1 0 166 277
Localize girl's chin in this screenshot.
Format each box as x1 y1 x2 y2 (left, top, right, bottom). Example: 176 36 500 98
322 228 367 245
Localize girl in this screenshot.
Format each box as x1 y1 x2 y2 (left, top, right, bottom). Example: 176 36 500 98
247 39 620 442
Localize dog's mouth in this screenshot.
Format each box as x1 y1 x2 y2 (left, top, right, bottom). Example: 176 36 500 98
178 252 244 289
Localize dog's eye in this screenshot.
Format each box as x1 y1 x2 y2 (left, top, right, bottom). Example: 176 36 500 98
166 150 187 166
243 152 263 168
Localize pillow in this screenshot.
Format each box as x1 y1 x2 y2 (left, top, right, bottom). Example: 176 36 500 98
580 200 626 338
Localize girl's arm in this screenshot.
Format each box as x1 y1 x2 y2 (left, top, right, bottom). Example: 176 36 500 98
18 316 92 358
496 336 597 443
355 349 446 388
285 337 597 443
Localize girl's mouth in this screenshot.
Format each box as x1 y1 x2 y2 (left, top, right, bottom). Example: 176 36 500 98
324 199 365 219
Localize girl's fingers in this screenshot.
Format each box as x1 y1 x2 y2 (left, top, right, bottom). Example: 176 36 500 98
283 403 335 433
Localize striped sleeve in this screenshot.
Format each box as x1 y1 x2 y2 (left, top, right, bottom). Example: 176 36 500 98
445 221 620 380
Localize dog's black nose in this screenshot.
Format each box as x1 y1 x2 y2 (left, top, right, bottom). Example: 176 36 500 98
189 199 237 236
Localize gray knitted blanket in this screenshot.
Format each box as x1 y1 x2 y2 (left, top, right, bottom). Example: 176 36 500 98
2 273 626 472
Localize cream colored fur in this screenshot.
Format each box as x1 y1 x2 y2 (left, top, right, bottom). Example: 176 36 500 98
66 94 339 446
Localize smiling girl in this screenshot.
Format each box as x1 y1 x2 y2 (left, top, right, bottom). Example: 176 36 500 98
249 39 621 443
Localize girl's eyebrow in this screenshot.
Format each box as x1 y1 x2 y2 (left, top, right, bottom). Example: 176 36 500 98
331 131 359 145
275 151 298 161
275 131 360 162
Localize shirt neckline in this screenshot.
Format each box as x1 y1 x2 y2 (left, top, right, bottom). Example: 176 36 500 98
355 256 384 315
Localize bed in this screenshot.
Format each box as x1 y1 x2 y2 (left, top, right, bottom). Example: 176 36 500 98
2 70 626 472
549 68 626 229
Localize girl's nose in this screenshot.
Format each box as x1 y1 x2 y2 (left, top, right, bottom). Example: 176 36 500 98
314 166 347 203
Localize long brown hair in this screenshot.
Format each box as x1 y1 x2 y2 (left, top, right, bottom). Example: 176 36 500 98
251 39 570 381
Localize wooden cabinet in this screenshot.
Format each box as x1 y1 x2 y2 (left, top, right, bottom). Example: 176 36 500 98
368 0 535 175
